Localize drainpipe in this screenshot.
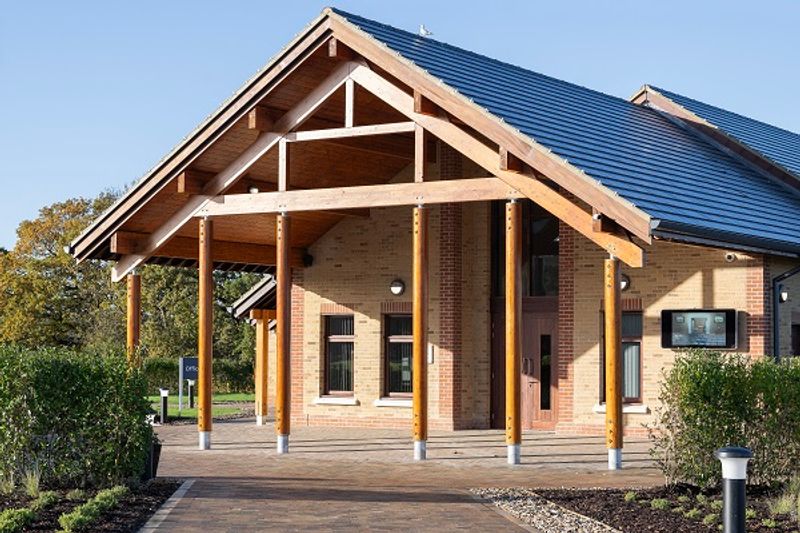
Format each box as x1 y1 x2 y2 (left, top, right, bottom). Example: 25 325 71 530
772 265 800 361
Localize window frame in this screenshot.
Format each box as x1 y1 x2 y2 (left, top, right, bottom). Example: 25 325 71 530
383 314 413 398
323 314 355 397
599 311 643 404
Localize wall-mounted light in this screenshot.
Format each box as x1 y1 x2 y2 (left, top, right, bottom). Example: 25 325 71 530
620 273 631 292
779 284 789 303
390 279 405 296
248 185 260 194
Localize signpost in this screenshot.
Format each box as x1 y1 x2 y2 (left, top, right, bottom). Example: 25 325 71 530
178 357 199 411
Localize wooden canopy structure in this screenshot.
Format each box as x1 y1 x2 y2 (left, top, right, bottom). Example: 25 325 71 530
73 8 648 468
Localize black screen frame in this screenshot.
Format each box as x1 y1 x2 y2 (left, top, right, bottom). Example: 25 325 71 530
661 309 737 349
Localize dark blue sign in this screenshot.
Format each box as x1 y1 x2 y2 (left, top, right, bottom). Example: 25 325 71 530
181 357 199 381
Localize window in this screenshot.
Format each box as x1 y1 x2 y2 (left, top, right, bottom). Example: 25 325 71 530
324 315 354 395
384 315 413 396
600 311 643 403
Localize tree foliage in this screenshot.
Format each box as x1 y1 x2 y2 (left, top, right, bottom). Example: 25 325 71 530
0 191 258 360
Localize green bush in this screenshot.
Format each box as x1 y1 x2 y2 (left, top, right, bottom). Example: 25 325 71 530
143 356 253 395
0 345 152 489
58 485 129 532
649 349 800 486
31 491 59 513
0 508 35 533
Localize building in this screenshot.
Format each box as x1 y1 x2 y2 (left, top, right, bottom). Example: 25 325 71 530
70 9 800 468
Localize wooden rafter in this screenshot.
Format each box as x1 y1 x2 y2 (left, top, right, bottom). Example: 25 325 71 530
329 15 652 244
111 60 359 282
347 64 646 267
197 178 524 217
110 231 307 267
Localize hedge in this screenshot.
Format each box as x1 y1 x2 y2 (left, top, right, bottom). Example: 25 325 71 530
0 346 152 489
143 356 253 395
648 349 800 487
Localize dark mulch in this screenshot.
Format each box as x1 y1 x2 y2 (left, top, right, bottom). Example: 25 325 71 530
0 478 180 532
538 485 799 533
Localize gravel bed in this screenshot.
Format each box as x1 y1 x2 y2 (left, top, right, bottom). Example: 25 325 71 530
472 488 619 533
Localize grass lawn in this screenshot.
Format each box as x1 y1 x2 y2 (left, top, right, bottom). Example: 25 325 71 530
147 392 254 420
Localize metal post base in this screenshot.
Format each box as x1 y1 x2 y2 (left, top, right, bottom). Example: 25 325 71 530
198 431 211 450
507 444 521 465
256 415 268 426
414 440 427 461
608 448 622 470
277 434 289 454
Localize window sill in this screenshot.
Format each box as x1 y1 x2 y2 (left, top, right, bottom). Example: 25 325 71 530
593 403 650 415
373 398 412 408
313 396 359 406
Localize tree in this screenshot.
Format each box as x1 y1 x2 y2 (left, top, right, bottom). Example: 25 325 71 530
0 192 259 360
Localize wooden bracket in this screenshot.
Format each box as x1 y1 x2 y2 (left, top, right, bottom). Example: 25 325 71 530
176 169 214 195
413 90 439 116
592 208 616 233
499 147 525 173
250 309 277 320
248 106 274 132
328 37 355 60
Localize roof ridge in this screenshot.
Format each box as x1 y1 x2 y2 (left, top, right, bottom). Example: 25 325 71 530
329 7 647 112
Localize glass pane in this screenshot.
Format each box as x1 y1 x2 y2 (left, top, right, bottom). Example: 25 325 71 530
540 334 552 410
532 255 559 296
622 312 643 338
387 342 412 393
387 315 412 336
622 342 640 400
327 315 354 336
327 341 353 392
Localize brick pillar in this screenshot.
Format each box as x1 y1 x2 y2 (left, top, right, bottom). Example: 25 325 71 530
557 221 575 424
438 145 463 429
290 270 305 423
746 254 770 357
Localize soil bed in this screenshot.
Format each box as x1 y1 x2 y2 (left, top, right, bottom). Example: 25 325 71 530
0 478 180 532
537 485 798 533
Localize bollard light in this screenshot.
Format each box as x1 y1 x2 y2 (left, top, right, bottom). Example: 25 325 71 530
715 446 752 533
159 388 169 425
187 380 195 409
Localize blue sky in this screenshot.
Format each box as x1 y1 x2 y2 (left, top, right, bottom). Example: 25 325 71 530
1 1 798 249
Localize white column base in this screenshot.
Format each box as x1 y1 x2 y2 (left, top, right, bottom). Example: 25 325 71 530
414 440 427 461
256 415 268 426
277 434 289 454
608 448 622 470
198 431 211 450
507 444 521 465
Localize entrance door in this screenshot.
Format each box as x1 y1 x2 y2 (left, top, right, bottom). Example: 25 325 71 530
490 299 559 429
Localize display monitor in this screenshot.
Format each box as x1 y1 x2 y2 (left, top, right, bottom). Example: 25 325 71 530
661 309 737 349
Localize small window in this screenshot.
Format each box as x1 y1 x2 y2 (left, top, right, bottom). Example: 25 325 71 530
600 311 643 403
324 315 354 395
384 315 413 396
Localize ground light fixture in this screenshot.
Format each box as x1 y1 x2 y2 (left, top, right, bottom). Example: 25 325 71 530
390 279 405 296
620 273 631 292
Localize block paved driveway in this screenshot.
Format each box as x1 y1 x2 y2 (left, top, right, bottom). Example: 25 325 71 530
153 419 662 532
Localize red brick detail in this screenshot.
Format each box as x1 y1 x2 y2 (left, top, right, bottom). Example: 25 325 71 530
320 302 355 314
557 222 574 424
438 145 463 429
290 270 305 423
746 255 770 357
380 301 412 314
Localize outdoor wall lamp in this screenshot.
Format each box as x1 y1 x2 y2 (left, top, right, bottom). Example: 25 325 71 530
779 284 789 303
248 185 260 194
620 273 631 292
390 279 405 296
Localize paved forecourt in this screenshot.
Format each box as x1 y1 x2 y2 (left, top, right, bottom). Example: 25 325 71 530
152 418 660 532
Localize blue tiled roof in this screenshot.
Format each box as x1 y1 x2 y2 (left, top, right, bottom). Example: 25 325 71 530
653 87 800 178
334 9 800 254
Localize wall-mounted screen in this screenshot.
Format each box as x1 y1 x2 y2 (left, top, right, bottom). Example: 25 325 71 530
661 309 737 349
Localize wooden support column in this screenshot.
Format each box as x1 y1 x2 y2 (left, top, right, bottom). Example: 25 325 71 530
505 200 522 464
125 272 141 365
412 205 429 460
197 218 213 450
254 315 269 426
275 213 291 453
604 256 623 469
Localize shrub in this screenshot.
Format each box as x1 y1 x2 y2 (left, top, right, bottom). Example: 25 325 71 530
143 356 253 395
23 465 40 498
0 473 14 496
684 508 702 519
0 508 35 533
66 489 87 501
623 491 637 502
650 498 670 510
703 513 718 525
0 346 152 488
648 350 800 486
31 491 58 513
58 485 129 532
